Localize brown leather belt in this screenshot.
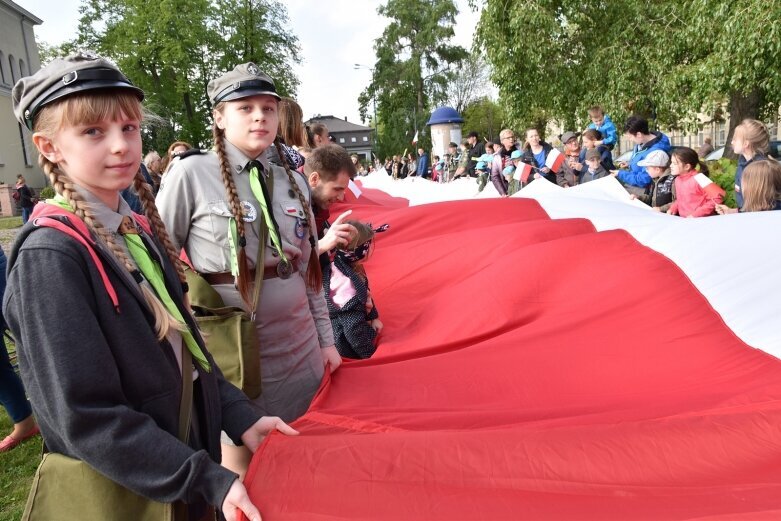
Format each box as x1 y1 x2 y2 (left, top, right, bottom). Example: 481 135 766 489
202 264 299 285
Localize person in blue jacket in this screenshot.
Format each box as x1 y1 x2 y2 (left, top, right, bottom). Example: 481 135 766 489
587 106 618 150
614 115 671 189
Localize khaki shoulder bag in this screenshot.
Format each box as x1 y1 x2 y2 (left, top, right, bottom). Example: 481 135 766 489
23 348 196 521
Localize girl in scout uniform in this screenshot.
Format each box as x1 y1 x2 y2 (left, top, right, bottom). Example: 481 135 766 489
156 62 341 476
8 53 296 521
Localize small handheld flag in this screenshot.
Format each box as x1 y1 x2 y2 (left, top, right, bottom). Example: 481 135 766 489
514 162 534 183
545 148 566 173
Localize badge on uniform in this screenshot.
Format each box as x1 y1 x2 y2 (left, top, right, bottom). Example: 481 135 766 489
294 217 305 238
240 201 258 222
276 260 293 279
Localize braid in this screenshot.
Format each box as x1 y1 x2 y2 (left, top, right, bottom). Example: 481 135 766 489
133 171 186 285
39 155 184 340
273 137 322 291
213 123 252 307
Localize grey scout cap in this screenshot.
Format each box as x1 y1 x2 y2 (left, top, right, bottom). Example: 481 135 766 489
12 51 144 130
207 62 281 105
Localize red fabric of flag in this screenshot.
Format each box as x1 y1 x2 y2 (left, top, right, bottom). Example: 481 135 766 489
241 197 781 521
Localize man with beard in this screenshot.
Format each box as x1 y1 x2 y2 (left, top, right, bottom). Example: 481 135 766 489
305 144 358 256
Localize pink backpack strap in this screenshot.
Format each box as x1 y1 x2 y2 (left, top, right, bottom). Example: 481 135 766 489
32 210 120 312
132 212 153 236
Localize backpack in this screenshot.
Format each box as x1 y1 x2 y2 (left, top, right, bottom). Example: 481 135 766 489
17 203 154 312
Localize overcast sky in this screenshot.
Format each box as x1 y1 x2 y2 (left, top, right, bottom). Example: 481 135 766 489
16 0 480 124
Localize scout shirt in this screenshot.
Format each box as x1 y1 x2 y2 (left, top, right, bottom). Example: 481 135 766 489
77 188 189 374
156 140 335 348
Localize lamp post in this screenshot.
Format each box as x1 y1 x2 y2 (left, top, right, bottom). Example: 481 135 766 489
354 64 378 159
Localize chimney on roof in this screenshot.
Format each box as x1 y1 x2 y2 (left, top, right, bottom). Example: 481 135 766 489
344 116 347 121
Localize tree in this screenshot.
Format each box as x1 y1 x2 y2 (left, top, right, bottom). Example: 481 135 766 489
475 0 781 156
461 96 506 143
671 0 781 157
359 0 468 157
440 53 492 114
475 1 676 134
73 0 300 152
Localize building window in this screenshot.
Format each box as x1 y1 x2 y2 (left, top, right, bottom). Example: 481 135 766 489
8 54 16 82
18 123 31 166
0 52 5 84
362 136 368 142
339 138 345 143
19 59 25 77
351 137 356 143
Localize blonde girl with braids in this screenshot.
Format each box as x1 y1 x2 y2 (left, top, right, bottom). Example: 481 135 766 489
8 53 296 521
156 63 341 477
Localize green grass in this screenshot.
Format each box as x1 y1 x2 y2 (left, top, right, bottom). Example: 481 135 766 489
0 218 22 231
0 340 39 521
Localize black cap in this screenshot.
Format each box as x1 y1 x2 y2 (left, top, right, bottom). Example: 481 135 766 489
13 51 144 130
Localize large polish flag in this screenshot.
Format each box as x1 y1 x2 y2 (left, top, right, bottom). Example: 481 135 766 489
241 172 781 520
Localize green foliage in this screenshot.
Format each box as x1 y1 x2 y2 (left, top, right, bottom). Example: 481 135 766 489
462 97 507 142
359 0 468 157
476 0 781 144
38 186 55 200
70 0 300 152
708 158 738 208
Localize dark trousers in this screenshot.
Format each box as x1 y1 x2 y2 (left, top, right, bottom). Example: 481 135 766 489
0 246 32 423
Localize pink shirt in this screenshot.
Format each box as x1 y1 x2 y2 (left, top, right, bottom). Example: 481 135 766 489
329 262 357 309
669 172 724 217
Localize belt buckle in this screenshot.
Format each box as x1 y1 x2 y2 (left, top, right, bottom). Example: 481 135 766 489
276 260 292 279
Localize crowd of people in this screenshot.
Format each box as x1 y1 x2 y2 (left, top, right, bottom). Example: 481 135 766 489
380 106 781 216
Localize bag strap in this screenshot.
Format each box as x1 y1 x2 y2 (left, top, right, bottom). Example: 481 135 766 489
178 343 193 444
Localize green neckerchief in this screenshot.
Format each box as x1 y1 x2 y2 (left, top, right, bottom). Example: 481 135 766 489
50 195 210 372
248 163 290 267
123 232 210 372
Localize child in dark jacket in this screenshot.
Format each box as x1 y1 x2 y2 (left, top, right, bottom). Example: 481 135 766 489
635 150 676 212
578 129 615 176
580 148 610 183
324 221 389 359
